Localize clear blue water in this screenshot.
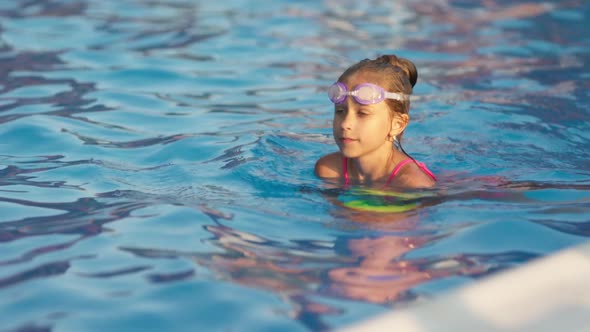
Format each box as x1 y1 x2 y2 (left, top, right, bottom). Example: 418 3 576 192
0 1 589 331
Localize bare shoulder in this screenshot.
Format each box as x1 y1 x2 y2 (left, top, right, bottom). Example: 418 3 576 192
394 162 436 189
314 152 343 179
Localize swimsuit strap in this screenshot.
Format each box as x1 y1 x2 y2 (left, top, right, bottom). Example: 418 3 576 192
385 158 414 186
415 161 438 181
385 158 438 186
342 157 350 185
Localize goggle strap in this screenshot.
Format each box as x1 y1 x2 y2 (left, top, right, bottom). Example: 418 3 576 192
383 91 409 101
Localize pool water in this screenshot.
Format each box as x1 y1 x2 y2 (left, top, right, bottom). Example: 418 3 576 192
1 0 589 331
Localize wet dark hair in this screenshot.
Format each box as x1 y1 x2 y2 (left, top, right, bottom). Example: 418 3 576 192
338 54 419 157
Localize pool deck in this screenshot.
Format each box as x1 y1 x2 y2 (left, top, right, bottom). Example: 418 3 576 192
339 241 590 332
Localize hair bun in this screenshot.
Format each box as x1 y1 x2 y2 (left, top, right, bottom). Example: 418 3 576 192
376 55 418 88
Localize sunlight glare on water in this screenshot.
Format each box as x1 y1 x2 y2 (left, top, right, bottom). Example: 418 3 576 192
0 0 589 331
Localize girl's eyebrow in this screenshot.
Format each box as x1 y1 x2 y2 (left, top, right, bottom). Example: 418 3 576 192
358 107 374 112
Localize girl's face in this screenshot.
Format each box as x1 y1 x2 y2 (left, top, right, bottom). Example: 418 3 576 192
332 71 395 159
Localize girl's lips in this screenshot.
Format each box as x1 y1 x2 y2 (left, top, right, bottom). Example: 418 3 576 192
340 137 357 143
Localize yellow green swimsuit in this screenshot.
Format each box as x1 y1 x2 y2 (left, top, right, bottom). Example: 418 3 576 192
340 157 437 213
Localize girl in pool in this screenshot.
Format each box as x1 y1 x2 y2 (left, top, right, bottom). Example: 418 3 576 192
315 55 436 189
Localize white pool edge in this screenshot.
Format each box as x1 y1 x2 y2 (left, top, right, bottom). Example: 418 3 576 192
338 241 590 332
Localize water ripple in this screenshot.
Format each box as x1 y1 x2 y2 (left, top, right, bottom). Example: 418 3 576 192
0 0 589 331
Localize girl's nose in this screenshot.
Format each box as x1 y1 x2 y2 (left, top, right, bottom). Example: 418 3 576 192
340 99 358 130
339 111 354 130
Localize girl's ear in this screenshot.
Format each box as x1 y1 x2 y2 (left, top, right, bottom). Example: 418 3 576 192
389 113 409 138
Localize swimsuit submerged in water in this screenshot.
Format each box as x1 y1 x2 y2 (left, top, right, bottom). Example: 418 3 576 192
341 157 437 187
339 157 437 213
340 190 421 213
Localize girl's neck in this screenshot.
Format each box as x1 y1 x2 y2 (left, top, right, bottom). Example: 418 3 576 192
350 145 406 184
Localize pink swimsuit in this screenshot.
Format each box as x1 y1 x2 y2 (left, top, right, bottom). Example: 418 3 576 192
342 157 437 186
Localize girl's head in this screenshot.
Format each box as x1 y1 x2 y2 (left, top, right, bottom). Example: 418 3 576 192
330 55 418 157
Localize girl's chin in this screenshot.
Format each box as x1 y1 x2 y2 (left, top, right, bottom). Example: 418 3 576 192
339 149 360 159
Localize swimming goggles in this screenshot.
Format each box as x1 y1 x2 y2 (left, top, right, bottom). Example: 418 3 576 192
328 82 408 105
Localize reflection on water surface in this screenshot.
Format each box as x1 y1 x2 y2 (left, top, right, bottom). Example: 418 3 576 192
0 0 589 331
